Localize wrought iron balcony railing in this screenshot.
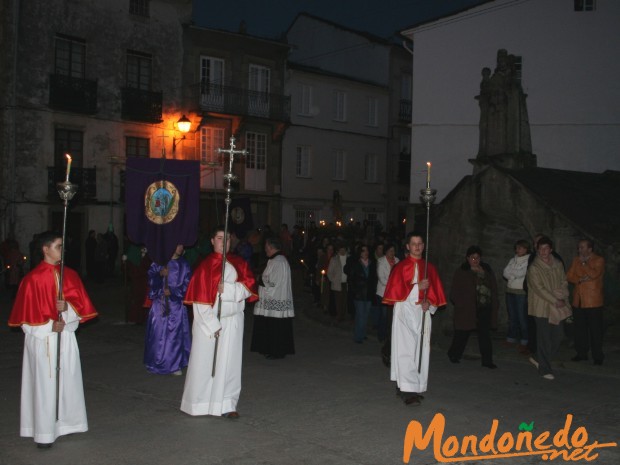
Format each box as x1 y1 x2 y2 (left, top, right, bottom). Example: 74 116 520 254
49 74 98 114
198 82 290 122
47 167 97 202
121 87 163 123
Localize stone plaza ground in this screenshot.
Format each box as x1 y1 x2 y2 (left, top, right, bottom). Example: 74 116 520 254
0 270 618 465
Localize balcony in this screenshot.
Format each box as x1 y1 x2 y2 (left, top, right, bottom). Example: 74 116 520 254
47 167 97 202
49 74 98 114
121 87 163 123
399 99 412 123
198 83 290 122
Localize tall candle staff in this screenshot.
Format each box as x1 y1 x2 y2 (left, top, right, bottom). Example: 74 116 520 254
56 154 79 418
418 162 437 373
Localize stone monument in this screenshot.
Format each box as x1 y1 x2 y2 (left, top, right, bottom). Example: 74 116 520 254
471 49 536 173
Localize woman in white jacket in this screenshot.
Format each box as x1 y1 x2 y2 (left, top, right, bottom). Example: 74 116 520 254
502 239 531 351
376 244 399 343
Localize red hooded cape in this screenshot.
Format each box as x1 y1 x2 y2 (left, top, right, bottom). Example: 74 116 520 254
184 253 258 306
8 261 98 327
382 256 446 307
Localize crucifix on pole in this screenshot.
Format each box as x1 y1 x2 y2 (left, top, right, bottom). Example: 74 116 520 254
211 135 248 377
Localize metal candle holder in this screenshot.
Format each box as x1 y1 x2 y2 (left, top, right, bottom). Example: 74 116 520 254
417 185 437 373
54 179 78 420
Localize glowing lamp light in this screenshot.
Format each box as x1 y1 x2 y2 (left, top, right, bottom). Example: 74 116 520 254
177 114 191 133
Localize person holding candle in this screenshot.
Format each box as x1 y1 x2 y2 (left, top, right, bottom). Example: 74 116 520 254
8 231 98 448
383 231 446 406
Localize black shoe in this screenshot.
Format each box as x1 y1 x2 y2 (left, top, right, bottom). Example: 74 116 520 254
482 363 498 369
36 443 53 449
448 355 460 364
571 355 588 362
593 360 603 366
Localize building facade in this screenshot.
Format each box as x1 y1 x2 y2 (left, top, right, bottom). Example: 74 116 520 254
282 14 412 232
0 0 192 271
401 0 620 203
180 25 290 234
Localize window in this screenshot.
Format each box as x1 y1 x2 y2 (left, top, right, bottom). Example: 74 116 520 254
364 153 378 183
55 34 85 78
401 73 412 101
333 90 347 122
365 213 378 227
333 150 346 180
295 209 314 230
299 84 313 116
200 127 225 166
245 132 267 191
126 50 152 90
296 146 312 177
55 129 83 168
398 134 411 185
126 137 149 158
574 0 595 11
200 56 225 108
367 97 378 127
129 0 149 17
248 64 270 117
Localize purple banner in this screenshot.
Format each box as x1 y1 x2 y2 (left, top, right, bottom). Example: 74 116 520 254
125 158 200 265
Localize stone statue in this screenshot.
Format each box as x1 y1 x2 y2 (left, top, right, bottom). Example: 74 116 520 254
476 49 532 159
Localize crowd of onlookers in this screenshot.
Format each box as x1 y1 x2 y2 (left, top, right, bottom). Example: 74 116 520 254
3 219 607 378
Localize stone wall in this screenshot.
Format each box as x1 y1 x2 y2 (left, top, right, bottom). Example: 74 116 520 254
430 166 620 338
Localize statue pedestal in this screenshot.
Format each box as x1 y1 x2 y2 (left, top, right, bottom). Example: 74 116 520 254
469 152 537 175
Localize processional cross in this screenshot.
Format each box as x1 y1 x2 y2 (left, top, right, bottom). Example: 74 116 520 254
211 136 248 377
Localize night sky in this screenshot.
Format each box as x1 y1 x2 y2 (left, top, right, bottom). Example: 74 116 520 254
192 0 489 40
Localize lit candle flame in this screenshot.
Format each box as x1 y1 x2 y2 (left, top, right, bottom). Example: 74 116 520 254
426 162 431 189
65 154 72 183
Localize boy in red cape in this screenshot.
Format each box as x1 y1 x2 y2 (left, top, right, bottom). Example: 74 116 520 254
383 231 446 406
181 226 257 418
8 231 98 448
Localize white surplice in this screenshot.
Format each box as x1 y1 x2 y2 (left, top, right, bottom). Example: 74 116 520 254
20 305 88 444
390 265 437 393
180 262 251 416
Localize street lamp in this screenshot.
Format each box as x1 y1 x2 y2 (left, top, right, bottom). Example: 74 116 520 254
172 114 191 154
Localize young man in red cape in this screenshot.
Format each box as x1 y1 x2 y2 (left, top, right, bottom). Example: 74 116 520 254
383 231 446 406
180 226 257 418
8 231 98 448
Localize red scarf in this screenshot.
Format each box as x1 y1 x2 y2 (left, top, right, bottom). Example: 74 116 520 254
382 256 446 307
184 253 258 306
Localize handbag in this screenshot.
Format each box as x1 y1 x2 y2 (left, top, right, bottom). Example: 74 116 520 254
549 303 572 325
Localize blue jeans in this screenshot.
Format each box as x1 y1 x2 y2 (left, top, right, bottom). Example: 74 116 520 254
506 292 528 344
354 300 372 342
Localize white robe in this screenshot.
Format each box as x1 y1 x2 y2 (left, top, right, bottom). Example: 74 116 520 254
253 254 294 318
180 263 251 416
20 305 88 444
390 266 437 393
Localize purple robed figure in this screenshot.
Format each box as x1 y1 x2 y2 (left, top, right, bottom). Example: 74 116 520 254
144 245 191 375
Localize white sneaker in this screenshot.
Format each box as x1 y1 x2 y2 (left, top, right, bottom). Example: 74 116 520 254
172 370 183 376
543 374 555 380
529 357 539 369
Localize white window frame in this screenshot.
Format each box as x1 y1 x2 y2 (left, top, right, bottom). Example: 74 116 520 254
248 64 270 117
245 132 267 191
333 90 347 122
299 84 313 116
200 56 225 109
200 127 225 166
333 150 346 180
296 145 312 178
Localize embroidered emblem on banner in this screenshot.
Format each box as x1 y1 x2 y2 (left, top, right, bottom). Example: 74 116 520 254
145 180 180 224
